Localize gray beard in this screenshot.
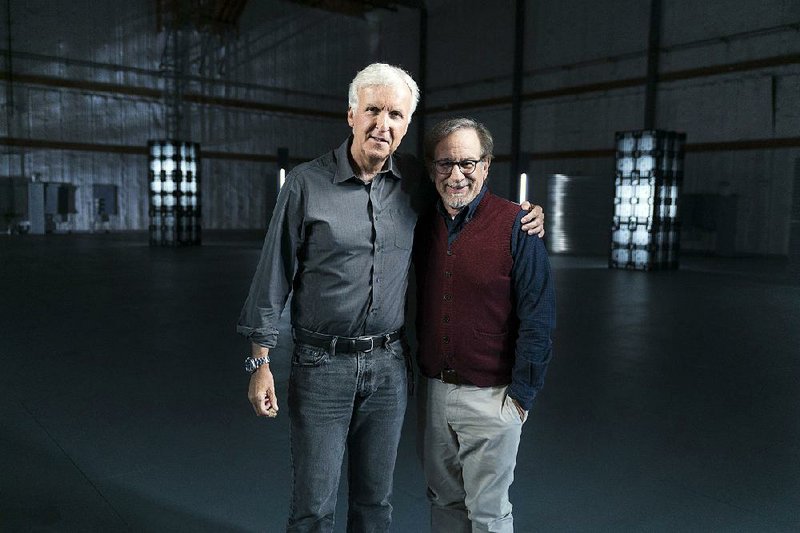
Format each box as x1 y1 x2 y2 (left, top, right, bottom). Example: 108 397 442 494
446 198 468 210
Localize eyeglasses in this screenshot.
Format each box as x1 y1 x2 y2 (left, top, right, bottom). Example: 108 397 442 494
433 158 484 176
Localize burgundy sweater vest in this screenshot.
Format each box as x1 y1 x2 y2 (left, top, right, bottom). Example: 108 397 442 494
415 191 520 387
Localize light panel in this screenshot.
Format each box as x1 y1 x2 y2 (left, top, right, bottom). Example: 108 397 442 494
610 130 686 271
148 140 202 246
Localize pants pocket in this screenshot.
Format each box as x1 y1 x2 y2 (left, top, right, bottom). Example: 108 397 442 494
502 391 526 424
291 343 329 367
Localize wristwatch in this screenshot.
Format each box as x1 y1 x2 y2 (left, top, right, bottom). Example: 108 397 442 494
244 355 270 374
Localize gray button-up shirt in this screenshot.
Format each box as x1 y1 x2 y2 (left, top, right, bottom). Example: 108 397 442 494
237 137 431 348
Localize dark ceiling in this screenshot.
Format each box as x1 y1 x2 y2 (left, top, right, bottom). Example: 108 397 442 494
280 0 423 16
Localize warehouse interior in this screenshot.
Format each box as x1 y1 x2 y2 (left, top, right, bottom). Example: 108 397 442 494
1 0 799 531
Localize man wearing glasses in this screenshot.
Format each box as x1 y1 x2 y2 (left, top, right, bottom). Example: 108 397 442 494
415 117 556 533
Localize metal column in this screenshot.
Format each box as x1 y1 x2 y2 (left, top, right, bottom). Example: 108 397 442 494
510 0 526 196
643 0 662 129
416 6 427 160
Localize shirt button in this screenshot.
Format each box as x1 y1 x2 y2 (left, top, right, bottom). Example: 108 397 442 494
442 336 449 343
443 315 450 323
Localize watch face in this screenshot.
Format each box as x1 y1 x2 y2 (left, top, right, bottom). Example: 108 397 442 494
245 356 268 373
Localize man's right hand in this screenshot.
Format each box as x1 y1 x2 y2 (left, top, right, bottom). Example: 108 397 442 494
519 201 545 238
248 364 279 417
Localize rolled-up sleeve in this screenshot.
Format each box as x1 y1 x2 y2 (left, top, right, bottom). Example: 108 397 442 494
236 174 305 348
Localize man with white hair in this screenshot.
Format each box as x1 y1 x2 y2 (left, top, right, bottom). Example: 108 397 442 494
237 64 544 532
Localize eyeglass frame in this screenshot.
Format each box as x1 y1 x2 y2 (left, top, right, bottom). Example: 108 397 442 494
432 157 487 176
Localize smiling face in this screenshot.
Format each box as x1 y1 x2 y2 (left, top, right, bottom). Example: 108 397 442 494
433 128 490 216
347 84 412 175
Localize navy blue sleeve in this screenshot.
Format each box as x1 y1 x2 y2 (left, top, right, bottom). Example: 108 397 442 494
508 210 556 410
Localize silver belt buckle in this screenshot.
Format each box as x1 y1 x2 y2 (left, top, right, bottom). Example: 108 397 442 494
357 336 374 352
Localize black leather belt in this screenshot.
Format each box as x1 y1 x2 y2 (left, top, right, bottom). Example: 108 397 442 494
292 327 404 354
433 368 474 386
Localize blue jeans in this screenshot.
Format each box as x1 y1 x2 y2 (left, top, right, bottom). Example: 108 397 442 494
286 337 409 533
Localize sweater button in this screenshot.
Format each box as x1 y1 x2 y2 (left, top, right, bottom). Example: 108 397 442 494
443 294 451 301
442 335 450 343
444 270 452 278
442 314 450 323
446 250 453 256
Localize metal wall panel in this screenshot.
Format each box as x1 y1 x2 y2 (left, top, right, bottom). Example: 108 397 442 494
791 157 800 272
520 90 645 153
3 0 799 255
204 159 271 230
547 174 615 256
659 0 800 48
425 0 514 92
658 77 774 141
423 0 799 255
682 149 798 255
3 0 423 233
527 0 650 69
775 73 800 139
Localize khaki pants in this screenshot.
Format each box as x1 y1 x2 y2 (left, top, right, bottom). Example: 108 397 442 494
419 377 525 533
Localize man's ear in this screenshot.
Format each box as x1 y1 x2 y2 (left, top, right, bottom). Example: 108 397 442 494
347 108 354 127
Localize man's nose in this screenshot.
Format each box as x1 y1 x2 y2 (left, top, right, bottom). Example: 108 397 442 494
376 111 389 130
445 165 465 177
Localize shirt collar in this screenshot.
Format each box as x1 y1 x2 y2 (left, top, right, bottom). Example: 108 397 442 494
436 184 488 224
333 136 402 183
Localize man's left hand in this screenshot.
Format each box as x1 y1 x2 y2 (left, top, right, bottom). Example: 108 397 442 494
520 201 545 237
512 398 528 423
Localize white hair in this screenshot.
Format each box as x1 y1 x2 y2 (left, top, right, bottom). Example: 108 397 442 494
348 63 420 120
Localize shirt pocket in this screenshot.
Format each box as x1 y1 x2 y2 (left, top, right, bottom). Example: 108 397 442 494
390 207 415 250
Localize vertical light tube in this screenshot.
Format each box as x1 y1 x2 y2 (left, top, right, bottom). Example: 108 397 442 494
518 173 528 204
279 168 286 189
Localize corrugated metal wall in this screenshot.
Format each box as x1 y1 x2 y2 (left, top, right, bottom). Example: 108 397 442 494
424 0 800 256
2 0 799 255
0 0 421 232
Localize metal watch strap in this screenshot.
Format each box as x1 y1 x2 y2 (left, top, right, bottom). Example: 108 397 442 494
244 355 270 374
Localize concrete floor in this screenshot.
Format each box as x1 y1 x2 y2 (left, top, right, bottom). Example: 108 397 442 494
1 233 799 532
